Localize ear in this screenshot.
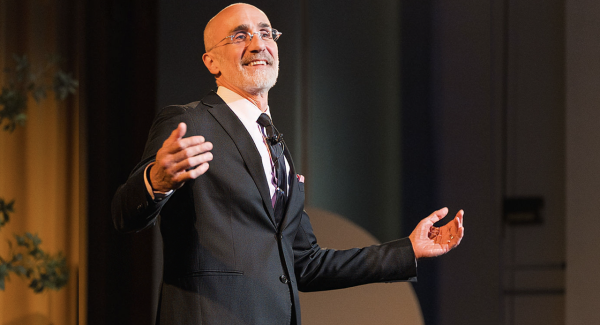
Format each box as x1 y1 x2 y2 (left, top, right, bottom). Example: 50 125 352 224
202 52 221 75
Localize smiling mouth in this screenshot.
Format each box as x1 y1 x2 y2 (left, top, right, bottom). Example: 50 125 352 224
246 60 268 66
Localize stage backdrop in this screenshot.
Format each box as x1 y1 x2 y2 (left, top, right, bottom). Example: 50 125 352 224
0 0 80 324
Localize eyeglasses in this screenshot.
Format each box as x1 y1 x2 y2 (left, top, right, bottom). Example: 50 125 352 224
207 29 282 52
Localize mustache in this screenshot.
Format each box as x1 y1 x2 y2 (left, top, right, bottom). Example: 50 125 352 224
241 54 275 65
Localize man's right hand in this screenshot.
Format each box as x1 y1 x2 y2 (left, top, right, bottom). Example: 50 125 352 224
149 122 213 192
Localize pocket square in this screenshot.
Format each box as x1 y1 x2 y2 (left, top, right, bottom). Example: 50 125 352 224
296 174 305 183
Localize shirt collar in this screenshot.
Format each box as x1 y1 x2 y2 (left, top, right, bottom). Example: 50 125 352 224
217 86 272 128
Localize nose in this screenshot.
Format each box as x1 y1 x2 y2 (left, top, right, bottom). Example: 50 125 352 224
247 32 267 52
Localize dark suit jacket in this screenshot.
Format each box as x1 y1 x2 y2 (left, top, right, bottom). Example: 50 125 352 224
112 91 417 325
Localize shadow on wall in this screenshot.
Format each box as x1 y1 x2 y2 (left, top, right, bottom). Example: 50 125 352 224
299 206 424 325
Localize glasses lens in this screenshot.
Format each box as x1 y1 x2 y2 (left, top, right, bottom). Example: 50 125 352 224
272 29 281 41
227 29 281 47
259 30 272 40
232 32 249 44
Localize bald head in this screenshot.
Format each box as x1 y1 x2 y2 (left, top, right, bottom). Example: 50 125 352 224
201 3 279 101
203 3 269 52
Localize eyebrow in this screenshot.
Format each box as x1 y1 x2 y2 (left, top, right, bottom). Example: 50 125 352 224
229 22 271 33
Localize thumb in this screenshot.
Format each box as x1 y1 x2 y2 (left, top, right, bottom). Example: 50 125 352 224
427 207 449 224
167 123 187 144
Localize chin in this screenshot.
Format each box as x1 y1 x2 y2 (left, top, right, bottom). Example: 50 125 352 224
240 68 278 93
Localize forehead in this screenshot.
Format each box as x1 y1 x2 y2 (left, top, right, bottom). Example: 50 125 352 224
213 5 271 37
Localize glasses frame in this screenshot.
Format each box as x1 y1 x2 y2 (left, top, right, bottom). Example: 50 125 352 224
207 29 282 52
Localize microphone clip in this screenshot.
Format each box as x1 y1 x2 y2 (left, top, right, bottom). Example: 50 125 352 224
267 133 284 145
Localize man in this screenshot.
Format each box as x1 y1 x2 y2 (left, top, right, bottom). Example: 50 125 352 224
112 3 464 325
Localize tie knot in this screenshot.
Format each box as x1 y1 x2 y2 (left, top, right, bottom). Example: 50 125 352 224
257 113 283 145
257 113 273 128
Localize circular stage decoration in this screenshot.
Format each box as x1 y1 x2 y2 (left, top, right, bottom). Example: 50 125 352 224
299 207 424 325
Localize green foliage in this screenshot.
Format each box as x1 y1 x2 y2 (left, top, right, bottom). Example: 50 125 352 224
0 198 14 228
0 54 78 132
0 199 69 293
53 70 79 101
0 53 74 293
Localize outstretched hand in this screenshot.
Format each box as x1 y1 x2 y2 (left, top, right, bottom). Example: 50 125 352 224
409 208 464 259
149 123 213 192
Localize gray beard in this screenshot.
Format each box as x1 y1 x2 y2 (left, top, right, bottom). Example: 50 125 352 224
234 61 279 94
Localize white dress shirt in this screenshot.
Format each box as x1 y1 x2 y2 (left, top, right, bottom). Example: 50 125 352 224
217 86 290 201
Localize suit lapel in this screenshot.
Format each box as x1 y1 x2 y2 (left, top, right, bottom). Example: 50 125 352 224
201 92 276 226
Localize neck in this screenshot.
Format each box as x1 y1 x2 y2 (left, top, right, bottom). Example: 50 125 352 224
216 78 269 112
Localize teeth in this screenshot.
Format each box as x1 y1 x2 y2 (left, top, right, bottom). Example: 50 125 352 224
249 60 267 66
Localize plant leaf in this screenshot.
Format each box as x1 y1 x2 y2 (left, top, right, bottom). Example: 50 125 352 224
53 70 78 101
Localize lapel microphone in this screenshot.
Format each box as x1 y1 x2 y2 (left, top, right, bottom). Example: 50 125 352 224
267 121 284 145
267 133 284 145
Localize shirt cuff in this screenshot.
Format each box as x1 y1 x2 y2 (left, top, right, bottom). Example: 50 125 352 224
144 162 173 201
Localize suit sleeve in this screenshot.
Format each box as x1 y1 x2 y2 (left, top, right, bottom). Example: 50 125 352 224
292 210 417 292
111 105 196 232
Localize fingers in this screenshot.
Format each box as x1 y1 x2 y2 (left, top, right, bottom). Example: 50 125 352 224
455 209 464 227
161 124 213 168
447 210 464 247
432 209 465 246
171 140 213 163
181 162 210 180
454 226 464 246
151 123 213 192
455 209 464 234
425 207 449 224
167 161 211 184
165 135 211 155
164 123 187 147
173 150 213 172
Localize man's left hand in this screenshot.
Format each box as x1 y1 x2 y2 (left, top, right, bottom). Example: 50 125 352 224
409 208 464 259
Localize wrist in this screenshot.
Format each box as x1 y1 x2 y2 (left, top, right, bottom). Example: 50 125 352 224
408 235 421 260
146 163 172 201
146 163 157 190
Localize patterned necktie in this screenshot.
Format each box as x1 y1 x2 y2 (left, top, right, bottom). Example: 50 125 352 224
257 113 287 226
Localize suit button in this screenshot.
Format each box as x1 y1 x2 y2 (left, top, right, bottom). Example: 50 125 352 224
279 275 289 284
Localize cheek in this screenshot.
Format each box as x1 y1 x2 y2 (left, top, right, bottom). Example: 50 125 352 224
267 44 279 60
220 48 243 63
